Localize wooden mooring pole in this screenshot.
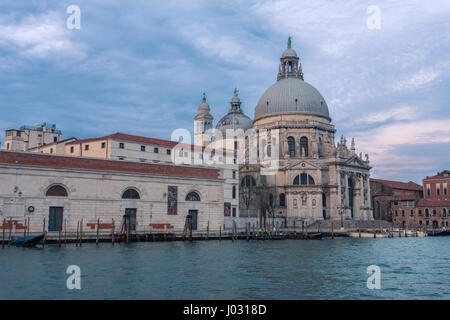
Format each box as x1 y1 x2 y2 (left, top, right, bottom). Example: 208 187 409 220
358 220 361 238
372 221 376 239
8 218 12 247
80 219 83 246
331 220 334 239
2 218 5 248
111 219 115 245
27 217 30 237
126 219 130 244
58 223 62 247
76 221 79 246
64 219 67 244
43 218 46 247
96 218 100 246
23 219 27 239
219 225 221 241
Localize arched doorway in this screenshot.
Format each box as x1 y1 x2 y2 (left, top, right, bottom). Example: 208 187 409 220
186 191 201 230
46 184 68 232
122 188 141 231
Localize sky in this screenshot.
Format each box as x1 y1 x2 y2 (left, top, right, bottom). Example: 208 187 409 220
0 0 449 183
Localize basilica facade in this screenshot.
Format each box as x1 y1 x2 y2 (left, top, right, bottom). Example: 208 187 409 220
195 38 373 225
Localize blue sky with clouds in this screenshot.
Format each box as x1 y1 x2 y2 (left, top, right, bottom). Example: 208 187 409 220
0 0 449 183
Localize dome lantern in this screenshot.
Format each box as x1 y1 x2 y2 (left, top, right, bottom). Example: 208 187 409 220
277 36 304 81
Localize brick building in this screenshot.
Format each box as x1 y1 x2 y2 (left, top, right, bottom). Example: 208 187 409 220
389 171 450 230
370 178 423 221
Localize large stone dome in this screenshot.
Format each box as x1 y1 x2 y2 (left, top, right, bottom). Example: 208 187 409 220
254 39 330 121
254 77 330 121
216 89 253 136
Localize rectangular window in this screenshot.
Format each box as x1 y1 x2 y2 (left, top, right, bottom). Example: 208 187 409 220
393 201 398 206
141 146 145 152
166 149 171 155
70 146 74 153
232 186 236 199
6 143 9 150
84 144 89 151
154 147 159 153
232 207 236 217
101 142 106 149
119 143 124 149
53 137 57 143
50 148 53 154
232 170 236 179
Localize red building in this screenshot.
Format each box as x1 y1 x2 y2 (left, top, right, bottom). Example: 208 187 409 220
391 171 450 230
370 178 423 221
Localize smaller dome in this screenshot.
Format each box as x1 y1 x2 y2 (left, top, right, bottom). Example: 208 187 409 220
216 89 253 136
198 94 210 112
282 47 297 58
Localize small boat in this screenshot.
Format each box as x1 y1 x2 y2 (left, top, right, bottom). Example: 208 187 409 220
255 233 285 240
11 234 45 247
306 232 322 240
426 230 450 237
347 232 387 238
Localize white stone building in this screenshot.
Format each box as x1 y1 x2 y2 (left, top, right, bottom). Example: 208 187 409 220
219 38 373 225
0 151 225 233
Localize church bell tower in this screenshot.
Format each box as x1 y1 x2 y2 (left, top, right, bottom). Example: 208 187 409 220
194 93 214 147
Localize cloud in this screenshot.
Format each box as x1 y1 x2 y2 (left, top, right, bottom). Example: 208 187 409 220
0 11 86 59
351 119 450 181
391 69 440 92
358 106 418 124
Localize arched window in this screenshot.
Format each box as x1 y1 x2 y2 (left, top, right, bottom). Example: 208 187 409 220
46 185 68 197
425 208 429 217
241 175 256 187
279 193 286 207
122 188 140 199
443 208 447 217
185 191 200 201
269 194 274 207
293 174 315 185
287 136 295 157
300 136 308 157
301 173 308 185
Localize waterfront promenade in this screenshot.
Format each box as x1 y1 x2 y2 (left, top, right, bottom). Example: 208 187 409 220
1 218 428 246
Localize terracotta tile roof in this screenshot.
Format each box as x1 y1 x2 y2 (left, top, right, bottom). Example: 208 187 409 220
417 199 450 207
370 178 422 191
0 151 220 179
66 132 231 154
424 170 450 180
